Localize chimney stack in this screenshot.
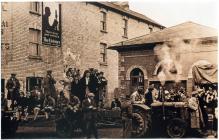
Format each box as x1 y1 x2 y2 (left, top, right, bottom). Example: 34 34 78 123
112 1 129 10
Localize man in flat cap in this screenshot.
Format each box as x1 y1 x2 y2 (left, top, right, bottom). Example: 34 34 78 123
82 92 98 138
42 70 57 105
6 73 20 110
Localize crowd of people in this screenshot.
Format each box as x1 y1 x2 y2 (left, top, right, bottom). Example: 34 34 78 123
130 84 218 136
1 68 107 138
130 84 187 106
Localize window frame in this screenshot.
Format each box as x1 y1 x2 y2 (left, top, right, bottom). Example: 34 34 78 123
100 43 107 65
149 27 153 33
29 28 41 57
100 11 107 32
29 2 41 15
122 18 128 38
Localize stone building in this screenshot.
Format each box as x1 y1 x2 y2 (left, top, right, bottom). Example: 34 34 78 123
109 22 217 97
1 2 164 104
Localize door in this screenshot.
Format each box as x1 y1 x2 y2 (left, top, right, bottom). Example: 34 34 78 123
130 68 144 94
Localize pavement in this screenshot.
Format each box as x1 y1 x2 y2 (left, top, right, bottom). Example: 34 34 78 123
4 114 217 139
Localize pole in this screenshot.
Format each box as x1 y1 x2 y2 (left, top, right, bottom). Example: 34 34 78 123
162 85 165 120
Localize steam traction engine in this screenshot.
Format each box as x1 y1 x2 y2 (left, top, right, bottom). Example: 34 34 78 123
131 101 191 138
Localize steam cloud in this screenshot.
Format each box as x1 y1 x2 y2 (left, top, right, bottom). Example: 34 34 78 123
154 38 199 85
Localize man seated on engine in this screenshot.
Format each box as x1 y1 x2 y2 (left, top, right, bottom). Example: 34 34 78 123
131 87 145 104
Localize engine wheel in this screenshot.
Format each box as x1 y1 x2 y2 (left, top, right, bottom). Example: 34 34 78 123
132 111 151 137
166 118 187 138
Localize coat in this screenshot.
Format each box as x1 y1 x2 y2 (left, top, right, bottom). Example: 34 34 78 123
71 80 81 99
6 78 20 100
97 77 107 101
43 75 57 99
82 98 97 121
79 76 97 101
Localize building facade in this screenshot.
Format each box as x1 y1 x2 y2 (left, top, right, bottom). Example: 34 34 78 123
109 22 217 97
1 2 164 105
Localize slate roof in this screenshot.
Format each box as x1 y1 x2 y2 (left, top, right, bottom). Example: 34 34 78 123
89 2 164 28
109 21 218 50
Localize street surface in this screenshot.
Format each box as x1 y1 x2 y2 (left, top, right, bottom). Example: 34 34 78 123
6 115 213 139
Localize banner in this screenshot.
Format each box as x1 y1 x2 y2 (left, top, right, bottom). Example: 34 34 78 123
192 64 218 84
42 2 61 47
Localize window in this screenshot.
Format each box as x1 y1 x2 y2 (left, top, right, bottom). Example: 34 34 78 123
2 2 8 11
123 19 128 37
100 43 107 63
26 77 43 92
30 2 40 14
100 11 107 32
149 27 153 33
29 29 40 57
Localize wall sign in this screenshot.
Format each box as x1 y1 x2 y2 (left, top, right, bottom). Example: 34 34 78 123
42 2 61 47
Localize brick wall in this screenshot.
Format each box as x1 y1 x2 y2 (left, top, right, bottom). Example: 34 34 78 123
1 2 162 106
118 40 217 97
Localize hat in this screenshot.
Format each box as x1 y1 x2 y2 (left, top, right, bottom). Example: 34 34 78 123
164 90 169 94
87 92 95 97
149 84 154 89
47 70 52 74
197 89 203 92
99 71 104 74
192 91 198 95
11 73 16 76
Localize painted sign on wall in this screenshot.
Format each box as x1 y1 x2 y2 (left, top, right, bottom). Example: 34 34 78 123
42 2 61 47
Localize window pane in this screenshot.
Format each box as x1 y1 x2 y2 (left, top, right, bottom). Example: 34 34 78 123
100 43 107 63
30 2 39 12
101 12 106 21
123 19 128 36
29 43 38 56
29 29 39 43
100 12 106 31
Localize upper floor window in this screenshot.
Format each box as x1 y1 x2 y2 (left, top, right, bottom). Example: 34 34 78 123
2 2 8 11
29 29 40 57
100 11 107 32
30 2 40 14
123 19 128 38
100 43 107 64
149 27 153 33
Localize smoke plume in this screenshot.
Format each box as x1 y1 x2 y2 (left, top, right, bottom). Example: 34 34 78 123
154 38 199 85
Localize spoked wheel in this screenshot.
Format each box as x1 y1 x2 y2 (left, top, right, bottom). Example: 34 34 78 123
166 118 187 138
56 119 72 138
132 112 146 137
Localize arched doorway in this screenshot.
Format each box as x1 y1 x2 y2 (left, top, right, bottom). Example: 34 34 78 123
130 68 144 93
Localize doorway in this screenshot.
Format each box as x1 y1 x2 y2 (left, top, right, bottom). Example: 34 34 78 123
26 77 43 92
130 68 144 94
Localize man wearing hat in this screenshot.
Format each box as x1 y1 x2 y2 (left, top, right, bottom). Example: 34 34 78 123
188 89 205 132
6 73 20 110
82 92 98 138
131 86 145 104
43 70 57 103
97 71 107 107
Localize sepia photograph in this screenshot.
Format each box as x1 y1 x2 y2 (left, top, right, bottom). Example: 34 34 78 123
1 0 218 139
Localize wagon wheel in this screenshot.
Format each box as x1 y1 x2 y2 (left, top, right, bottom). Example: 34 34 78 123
56 119 72 138
166 118 187 138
